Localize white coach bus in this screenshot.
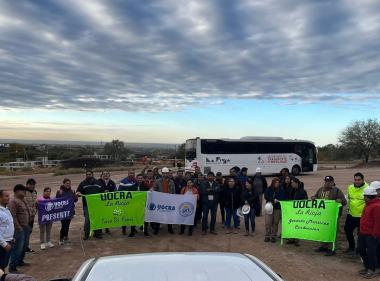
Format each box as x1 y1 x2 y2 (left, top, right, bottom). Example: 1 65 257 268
185 137 317 176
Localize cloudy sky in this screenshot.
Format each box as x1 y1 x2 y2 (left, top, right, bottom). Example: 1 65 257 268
1 0 380 145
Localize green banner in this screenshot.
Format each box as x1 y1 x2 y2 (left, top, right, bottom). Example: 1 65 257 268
280 199 341 244
86 191 147 231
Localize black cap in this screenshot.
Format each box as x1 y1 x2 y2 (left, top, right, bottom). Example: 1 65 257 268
324 176 334 182
232 166 240 172
14 184 26 192
241 167 248 172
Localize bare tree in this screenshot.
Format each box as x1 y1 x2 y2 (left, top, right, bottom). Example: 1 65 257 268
339 119 380 163
103 139 128 160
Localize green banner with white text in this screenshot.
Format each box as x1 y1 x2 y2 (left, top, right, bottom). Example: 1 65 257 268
280 200 341 243
86 191 147 231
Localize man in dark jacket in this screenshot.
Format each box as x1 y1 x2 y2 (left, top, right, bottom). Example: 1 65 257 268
252 167 267 216
76 170 103 240
123 174 150 237
200 172 220 235
312 176 347 256
174 170 187 195
98 171 116 192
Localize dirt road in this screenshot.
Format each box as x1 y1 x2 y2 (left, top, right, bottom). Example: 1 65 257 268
0 167 379 281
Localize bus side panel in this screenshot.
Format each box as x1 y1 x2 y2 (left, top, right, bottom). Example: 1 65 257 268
200 153 302 176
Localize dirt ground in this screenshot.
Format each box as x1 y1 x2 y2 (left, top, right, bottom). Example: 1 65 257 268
1 167 379 281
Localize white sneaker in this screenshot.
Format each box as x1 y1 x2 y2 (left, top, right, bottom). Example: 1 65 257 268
40 243 46 250
46 241 55 248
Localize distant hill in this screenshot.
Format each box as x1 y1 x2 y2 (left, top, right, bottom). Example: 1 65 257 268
0 139 178 149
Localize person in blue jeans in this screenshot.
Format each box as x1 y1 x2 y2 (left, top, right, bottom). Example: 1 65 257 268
242 179 260 236
8 184 30 273
222 177 242 234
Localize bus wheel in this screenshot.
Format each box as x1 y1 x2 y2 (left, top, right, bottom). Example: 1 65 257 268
291 165 301 176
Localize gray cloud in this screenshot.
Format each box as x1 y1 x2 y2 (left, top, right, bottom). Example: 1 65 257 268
0 0 380 112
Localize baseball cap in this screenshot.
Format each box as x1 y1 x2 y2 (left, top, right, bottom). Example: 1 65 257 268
324 176 334 182
256 167 262 173
161 167 170 173
369 181 380 190
363 186 377 196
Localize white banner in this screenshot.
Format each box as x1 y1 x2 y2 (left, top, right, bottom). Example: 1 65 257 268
145 191 196 225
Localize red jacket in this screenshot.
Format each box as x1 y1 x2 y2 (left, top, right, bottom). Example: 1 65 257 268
360 198 380 237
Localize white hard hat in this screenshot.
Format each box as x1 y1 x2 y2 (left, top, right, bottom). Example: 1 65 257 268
256 167 262 173
242 204 251 215
264 202 273 215
161 167 170 173
369 181 380 190
237 208 244 218
364 187 377 196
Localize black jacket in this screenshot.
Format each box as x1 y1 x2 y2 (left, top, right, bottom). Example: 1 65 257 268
290 186 308 200
251 175 268 194
264 186 285 210
242 188 260 214
76 178 103 206
97 178 117 192
222 187 241 209
200 180 220 205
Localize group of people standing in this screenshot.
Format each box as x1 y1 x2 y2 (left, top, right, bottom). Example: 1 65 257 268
0 167 380 279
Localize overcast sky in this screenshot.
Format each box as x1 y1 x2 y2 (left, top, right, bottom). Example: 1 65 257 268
1 0 380 145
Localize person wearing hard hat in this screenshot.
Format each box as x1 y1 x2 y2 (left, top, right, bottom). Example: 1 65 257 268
344 172 368 254
153 167 175 235
357 185 380 279
369 181 380 271
252 167 267 217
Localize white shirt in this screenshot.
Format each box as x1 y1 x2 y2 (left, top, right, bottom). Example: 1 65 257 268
0 206 14 247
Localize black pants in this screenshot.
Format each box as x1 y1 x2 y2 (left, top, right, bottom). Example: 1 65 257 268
60 219 71 240
130 222 150 235
0 245 11 270
344 214 360 249
358 234 380 271
219 201 225 223
153 223 173 234
202 203 217 232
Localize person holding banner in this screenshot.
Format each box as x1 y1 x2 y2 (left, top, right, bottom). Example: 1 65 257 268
56 178 78 245
180 179 199 236
153 167 176 235
312 176 347 256
37 187 54 250
124 174 150 237
264 177 285 243
357 185 380 279
344 172 368 254
200 172 220 235
76 170 103 240
285 177 308 246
